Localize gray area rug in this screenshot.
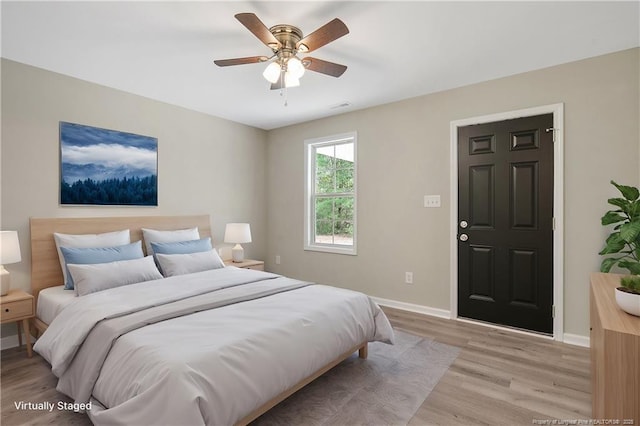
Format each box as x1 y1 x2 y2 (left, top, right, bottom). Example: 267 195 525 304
253 330 461 426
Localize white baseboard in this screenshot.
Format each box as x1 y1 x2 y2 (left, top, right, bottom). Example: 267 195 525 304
371 296 451 319
1 332 37 351
371 295 590 348
0 334 21 350
562 333 590 348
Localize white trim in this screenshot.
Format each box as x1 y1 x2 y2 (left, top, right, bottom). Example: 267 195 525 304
303 132 358 256
562 333 590 348
0 334 20 350
370 296 451 319
552 105 565 341
303 245 356 256
0 332 36 351
449 103 565 341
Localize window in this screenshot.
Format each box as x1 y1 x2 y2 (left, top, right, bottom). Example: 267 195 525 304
304 132 357 255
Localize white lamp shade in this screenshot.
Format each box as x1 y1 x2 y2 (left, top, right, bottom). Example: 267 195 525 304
0 231 21 264
287 57 305 79
263 62 281 84
284 72 300 88
224 223 252 244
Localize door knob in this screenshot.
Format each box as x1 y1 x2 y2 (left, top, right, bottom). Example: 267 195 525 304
459 234 469 242
460 220 468 229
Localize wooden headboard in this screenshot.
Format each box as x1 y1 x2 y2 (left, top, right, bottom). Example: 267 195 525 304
30 215 212 303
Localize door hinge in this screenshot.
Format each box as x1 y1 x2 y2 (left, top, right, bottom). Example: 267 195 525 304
552 305 555 318
552 217 556 231
545 127 558 142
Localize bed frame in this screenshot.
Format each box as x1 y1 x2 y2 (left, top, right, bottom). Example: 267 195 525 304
29 214 367 425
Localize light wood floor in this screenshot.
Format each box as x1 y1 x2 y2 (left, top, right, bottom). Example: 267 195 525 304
381 307 592 425
1 308 590 425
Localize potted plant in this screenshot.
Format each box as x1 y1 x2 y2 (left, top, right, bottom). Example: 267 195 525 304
599 180 640 316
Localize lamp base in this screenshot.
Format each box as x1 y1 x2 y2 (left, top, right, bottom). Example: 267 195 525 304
231 244 245 263
0 266 10 296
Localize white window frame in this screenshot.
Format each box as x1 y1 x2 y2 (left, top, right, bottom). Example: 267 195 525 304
304 131 357 255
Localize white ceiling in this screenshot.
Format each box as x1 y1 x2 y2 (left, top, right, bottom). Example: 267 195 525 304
2 1 638 130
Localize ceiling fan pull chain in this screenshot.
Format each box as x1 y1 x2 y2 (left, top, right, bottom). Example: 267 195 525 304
278 67 288 106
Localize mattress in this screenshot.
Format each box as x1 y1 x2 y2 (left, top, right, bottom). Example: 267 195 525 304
36 285 76 325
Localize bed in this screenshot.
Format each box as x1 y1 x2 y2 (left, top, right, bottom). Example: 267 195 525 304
29 215 394 425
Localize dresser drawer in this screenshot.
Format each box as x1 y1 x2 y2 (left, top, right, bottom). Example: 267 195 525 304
1 298 34 322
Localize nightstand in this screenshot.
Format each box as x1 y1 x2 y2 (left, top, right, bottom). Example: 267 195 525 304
0 289 35 357
224 259 264 271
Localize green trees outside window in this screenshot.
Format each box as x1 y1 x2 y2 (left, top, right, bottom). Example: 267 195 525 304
313 142 354 246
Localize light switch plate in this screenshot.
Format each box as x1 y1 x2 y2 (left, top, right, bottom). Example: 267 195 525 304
424 195 441 208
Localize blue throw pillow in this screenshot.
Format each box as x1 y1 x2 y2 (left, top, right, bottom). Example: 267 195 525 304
150 237 213 255
60 241 144 290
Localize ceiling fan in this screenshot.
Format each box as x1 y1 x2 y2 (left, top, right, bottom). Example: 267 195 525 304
214 13 349 90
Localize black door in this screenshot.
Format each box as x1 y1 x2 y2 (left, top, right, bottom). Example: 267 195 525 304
458 114 554 334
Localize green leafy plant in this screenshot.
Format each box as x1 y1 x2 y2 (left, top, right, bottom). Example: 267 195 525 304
620 276 640 294
599 180 640 295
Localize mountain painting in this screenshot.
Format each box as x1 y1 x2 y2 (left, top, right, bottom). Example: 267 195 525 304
60 122 158 206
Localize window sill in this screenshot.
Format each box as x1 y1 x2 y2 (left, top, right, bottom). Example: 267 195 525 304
304 244 357 256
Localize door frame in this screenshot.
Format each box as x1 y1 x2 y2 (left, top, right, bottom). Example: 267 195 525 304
449 103 564 341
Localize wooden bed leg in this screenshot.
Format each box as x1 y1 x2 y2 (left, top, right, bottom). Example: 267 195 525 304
358 343 368 359
30 322 39 340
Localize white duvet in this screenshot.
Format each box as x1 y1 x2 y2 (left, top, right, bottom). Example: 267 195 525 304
34 267 394 426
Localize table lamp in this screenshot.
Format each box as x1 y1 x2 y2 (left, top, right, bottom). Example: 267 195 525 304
0 231 22 296
224 223 252 263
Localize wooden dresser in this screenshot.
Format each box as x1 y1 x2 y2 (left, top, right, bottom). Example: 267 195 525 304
590 272 640 423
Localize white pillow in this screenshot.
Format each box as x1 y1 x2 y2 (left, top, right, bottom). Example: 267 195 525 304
68 256 163 297
155 249 225 277
141 227 200 255
54 229 130 288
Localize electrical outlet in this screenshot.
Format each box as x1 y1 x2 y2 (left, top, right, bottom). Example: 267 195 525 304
424 195 441 208
275 255 281 265
405 272 413 284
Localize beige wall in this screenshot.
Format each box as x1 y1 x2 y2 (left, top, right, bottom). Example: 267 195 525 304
0 59 267 336
1 48 638 342
266 48 640 339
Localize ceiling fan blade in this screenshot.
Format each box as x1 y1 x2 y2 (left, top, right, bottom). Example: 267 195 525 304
214 56 268 67
296 18 349 53
303 57 347 77
235 13 281 49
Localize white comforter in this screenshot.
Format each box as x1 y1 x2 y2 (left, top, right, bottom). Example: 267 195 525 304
34 267 394 426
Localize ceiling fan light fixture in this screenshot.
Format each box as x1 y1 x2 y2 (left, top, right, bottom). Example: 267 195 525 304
284 72 300 88
287 57 305 79
216 13 349 95
263 62 281 83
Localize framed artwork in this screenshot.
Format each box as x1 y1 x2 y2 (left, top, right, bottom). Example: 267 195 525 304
59 122 158 206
